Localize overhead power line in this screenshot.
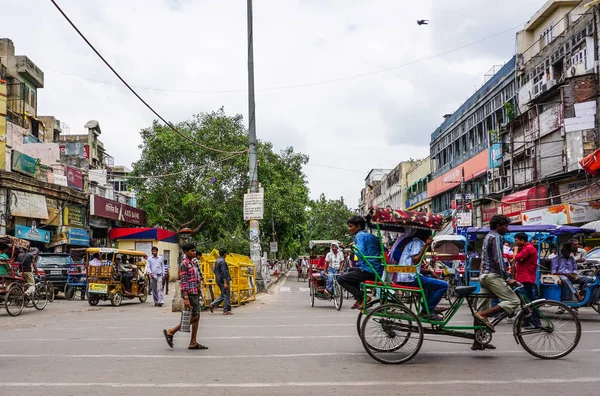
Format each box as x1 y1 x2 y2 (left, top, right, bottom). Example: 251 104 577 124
41 23 523 94
49 0 247 156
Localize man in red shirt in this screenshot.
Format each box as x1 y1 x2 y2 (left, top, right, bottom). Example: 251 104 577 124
511 232 540 328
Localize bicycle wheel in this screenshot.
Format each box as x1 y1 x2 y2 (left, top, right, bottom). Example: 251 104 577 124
356 298 381 335
333 281 343 311
515 300 581 359
360 303 423 364
32 283 48 310
5 283 25 316
309 282 315 307
47 281 55 302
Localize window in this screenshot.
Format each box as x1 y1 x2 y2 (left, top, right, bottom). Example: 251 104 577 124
541 25 554 47
30 91 35 108
571 47 587 65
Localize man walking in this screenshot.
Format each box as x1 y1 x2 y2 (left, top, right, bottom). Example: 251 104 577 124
210 249 232 315
511 232 541 328
163 242 207 350
146 247 165 307
162 259 170 295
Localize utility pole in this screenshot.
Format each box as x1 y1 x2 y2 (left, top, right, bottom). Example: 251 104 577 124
247 0 265 290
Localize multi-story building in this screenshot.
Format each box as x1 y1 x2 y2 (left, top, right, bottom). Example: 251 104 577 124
58 120 114 170
428 57 517 221
405 157 431 212
371 161 420 210
359 169 391 215
483 0 600 226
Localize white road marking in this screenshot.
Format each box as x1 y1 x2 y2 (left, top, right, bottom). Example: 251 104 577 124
279 287 291 292
0 335 357 342
2 377 600 388
2 349 600 360
299 287 310 292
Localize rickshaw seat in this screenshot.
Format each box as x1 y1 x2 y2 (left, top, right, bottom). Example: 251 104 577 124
310 272 322 280
454 286 477 297
363 280 421 291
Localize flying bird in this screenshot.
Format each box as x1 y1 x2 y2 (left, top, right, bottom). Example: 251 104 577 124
417 20 429 25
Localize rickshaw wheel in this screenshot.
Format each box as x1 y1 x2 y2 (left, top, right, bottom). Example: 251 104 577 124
333 282 343 311
32 284 48 310
111 291 123 307
64 285 76 301
356 299 380 335
360 303 423 364
5 283 25 316
139 285 148 303
88 295 100 306
592 300 600 314
47 282 55 302
309 282 315 307
515 300 581 359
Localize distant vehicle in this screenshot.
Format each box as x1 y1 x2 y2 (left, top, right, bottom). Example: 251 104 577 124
36 253 72 296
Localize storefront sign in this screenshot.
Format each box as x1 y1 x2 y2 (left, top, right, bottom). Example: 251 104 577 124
65 165 83 191
53 173 68 187
89 216 110 229
406 191 427 209
521 204 570 225
67 227 90 246
567 202 600 224
482 204 501 223
11 150 37 177
90 195 146 226
41 198 61 226
15 223 51 243
501 186 548 223
48 232 68 248
427 149 489 198
455 212 472 227
63 206 86 227
10 191 48 219
558 180 600 203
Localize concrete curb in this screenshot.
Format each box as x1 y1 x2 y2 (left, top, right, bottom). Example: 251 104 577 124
263 267 292 293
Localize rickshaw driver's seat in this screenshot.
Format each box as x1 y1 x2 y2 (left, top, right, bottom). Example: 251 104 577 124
454 285 477 297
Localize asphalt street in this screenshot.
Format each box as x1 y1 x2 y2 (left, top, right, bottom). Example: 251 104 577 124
1 268 600 396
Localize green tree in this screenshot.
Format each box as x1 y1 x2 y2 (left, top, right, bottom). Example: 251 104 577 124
306 194 355 248
129 109 310 259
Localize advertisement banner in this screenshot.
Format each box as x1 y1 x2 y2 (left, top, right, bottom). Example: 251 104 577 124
521 204 570 225
15 223 51 243
67 227 90 246
65 165 83 191
488 143 503 169
90 195 146 226
406 191 427 209
455 212 472 227
11 150 37 177
40 198 62 226
567 202 600 224
89 216 110 229
10 191 49 219
63 206 86 227
427 149 489 198
48 232 68 248
501 186 548 223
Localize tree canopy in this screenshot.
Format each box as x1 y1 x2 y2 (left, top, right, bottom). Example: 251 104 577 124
129 109 310 259
305 194 355 248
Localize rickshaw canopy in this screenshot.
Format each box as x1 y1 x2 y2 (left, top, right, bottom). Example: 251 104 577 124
367 207 444 231
309 240 342 249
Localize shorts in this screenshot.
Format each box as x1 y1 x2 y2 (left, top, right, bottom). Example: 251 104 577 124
188 293 200 315
24 272 35 286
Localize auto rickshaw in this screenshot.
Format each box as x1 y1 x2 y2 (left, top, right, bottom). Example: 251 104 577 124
86 248 148 307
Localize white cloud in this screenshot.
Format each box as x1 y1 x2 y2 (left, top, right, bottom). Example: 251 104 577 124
4 0 548 209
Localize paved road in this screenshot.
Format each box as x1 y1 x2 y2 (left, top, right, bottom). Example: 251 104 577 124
2 269 600 395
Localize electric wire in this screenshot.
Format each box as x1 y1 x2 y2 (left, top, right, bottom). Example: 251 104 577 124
49 0 247 156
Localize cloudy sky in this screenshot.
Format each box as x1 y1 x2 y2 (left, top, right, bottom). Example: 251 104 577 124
4 0 546 208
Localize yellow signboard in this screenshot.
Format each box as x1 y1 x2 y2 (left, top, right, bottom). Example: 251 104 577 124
88 283 108 294
386 265 417 273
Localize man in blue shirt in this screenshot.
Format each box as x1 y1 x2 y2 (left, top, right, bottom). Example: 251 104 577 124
552 243 593 303
209 249 232 315
146 247 165 307
337 216 383 310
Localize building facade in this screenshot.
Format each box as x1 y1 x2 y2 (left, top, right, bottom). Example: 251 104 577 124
405 157 431 212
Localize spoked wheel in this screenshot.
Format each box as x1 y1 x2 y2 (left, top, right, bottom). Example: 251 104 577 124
514 300 581 359
139 284 148 303
64 284 76 301
47 282 55 302
111 291 123 307
33 283 48 310
360 303 423 364
356 298 381 335
333 281 343 311
592 297 600 314
5 283 25 316
88 294 100 306
309 282 315 307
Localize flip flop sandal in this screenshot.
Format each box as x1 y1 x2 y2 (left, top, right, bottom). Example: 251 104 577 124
420 313 444 321
163 329 174 348
474 314 495 332
188 344 208 350
434 307 450 314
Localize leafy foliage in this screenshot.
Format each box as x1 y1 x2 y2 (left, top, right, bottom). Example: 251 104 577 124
129 109 310 259
305 194 355 249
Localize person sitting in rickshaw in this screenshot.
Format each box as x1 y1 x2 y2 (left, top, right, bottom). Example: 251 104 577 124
116 256 134 293
551 242 594 305
322 242 344 295
391 228 448 321
337 215 383 310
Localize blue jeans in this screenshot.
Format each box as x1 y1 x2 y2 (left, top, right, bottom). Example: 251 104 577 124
403 276 448 313
323 267 338 292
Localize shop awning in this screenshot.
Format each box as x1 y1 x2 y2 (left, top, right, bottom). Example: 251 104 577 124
109 228 178 243
501 186 549 221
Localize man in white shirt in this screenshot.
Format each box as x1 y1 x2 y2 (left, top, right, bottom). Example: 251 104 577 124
323 243 344 295
146 247 165 307
89 253 103 266
568 238 587 265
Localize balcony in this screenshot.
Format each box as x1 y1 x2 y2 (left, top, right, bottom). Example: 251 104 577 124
15 56 44 88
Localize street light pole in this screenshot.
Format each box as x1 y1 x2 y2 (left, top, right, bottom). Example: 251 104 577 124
247 0 265 290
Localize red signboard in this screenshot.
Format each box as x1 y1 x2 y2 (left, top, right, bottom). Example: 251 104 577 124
428 150 489 198
83 145 90 159
65 165 83 191
501 186 548 222
90 195 146 226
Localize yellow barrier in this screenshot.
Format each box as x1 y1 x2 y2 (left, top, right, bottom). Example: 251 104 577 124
199 250 256 308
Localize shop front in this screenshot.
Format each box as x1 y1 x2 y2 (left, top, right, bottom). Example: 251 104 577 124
522 202 600 226
500 186 549 223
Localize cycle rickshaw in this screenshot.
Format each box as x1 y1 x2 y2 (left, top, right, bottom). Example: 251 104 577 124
354 207 581 364
308 240 344 310
431 235 467 303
